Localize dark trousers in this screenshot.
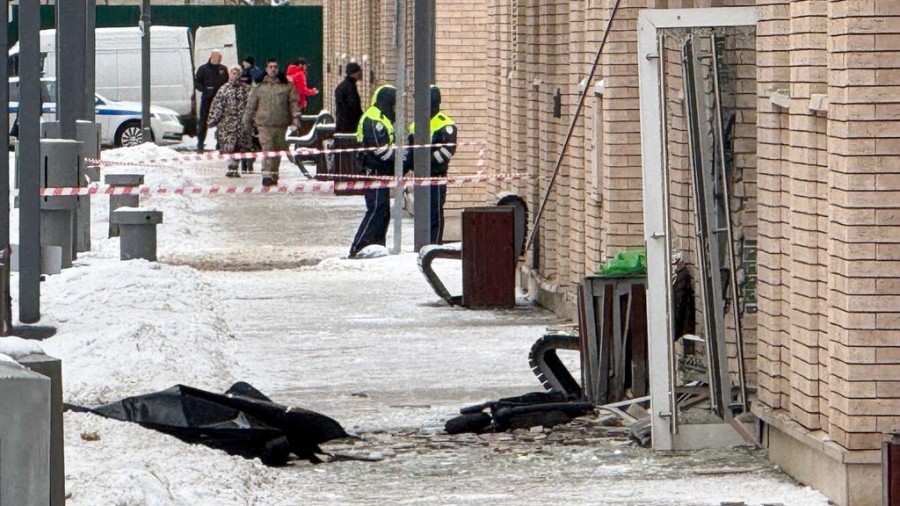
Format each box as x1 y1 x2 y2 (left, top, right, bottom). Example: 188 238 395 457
350 187 391 257
197 93 215 149
429 184 447 244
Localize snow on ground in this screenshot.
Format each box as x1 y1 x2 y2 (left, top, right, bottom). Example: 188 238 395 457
5 143 830 505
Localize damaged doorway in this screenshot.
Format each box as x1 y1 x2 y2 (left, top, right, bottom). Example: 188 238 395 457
637 7 758 451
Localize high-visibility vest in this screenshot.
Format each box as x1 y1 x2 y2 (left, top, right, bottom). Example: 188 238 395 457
356 106 395 143
409 112 456 138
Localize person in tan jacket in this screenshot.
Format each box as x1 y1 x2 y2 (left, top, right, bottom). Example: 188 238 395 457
243 58 301 186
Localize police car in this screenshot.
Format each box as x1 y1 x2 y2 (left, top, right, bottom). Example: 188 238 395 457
9 77 184 148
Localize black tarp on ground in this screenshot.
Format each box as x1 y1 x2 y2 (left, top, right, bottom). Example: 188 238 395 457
74 381 349 466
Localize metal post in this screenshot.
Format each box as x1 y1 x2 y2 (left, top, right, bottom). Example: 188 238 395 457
140 0 152 142
709 34 748 411
0 0 10 334
656 33 678 435
413 0 435 251
19 0 42 324
85 0 96 122
390 0 407 255
57 0 87 140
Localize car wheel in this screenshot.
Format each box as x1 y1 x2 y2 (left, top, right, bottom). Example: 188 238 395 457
115 121 144 147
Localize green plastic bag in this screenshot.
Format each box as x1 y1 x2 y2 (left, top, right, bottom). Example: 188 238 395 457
597 250 647 277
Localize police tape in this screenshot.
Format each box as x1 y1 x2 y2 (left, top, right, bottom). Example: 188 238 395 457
87 141 487 170
32 173 528 197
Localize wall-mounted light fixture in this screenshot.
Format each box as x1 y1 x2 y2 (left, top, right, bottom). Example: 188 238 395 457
553 88 562 118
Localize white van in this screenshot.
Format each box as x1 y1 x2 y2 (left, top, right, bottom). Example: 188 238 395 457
8 25 237 134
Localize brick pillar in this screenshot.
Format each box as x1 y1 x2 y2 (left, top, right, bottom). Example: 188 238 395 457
599 0 646 261
568 0 588 284
755 0 792 411
827 0 900 451
785 0 829 431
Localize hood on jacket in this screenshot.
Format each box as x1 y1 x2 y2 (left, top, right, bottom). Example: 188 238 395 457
371 85 397 123
430 85 441 117
286 64 302 78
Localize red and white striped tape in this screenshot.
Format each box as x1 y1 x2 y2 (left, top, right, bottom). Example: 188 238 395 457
89 141 485 169
29 172 528 197
89 144 489 177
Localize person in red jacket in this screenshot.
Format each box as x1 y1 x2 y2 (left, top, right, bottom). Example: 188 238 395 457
285 58 318 113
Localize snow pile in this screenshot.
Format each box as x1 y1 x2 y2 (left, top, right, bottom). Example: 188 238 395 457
38 259 236 405
0 335 44 363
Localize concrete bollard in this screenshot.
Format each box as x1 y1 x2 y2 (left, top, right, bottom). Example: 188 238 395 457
84 163 101 183
40 195 79 269
37 139 83 268
43 121 101 254
0 361 51 506
106 173 144 238
114 208 163 261
18 354 65 506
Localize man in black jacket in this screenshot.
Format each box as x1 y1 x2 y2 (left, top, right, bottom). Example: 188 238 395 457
195 49 228 152
334 62 363 133
240 55 264 85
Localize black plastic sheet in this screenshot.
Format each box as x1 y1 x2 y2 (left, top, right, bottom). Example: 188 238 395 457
76 381 349 466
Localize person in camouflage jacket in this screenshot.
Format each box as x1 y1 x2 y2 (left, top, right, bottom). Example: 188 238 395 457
208 66 255 177
243 59 301 186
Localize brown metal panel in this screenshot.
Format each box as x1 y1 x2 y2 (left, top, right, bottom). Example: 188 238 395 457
581 279 600 404
461 207 516 309
597 284 614 404
326 133 365 196
577 284 591 402
629 285 648 397
887 433 900 506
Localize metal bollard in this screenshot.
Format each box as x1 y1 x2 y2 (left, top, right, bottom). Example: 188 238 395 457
886 431 900 506
105 173 144 238
113 208 163 261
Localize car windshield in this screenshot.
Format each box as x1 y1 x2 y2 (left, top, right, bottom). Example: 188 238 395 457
8 79 54 103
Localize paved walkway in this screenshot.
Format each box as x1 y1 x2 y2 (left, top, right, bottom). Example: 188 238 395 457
137 161 828 506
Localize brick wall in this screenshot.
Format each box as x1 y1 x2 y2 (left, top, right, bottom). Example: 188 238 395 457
824 0 900 451
752 0 900 454
484 0 651 300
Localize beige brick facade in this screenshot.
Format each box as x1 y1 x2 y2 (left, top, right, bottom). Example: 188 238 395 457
323 1 900 503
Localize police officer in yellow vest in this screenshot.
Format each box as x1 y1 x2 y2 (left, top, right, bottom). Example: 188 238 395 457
408 85 457 244
349 85 397 258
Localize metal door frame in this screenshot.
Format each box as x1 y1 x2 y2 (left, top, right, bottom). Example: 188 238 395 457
637 7 757 451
